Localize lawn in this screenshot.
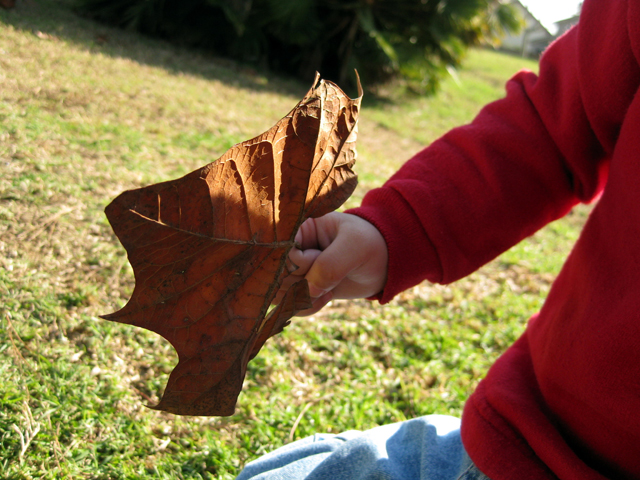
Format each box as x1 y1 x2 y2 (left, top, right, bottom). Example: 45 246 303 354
1 1 589 479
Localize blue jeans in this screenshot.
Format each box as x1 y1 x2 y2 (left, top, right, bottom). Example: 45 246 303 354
236 415 490 480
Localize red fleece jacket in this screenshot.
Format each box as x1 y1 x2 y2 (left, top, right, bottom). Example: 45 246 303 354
348 1 640 478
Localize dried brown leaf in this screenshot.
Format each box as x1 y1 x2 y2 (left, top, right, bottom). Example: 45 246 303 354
103 73 362 416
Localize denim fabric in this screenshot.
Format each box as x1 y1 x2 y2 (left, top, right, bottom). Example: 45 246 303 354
236 415 490 480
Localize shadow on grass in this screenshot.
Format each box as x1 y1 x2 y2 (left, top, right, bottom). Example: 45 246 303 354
1 0 318 100
0 0 402 107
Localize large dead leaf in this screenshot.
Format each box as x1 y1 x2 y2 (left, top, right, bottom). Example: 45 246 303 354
103 73 362 416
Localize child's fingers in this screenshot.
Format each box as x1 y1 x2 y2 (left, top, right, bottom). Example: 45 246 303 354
272 247 324 304
272 275 332 315
295 217 321 250
304 230 358 298
288 246 321 277
271 275 304 305
272 274 302 305
291 291 334 317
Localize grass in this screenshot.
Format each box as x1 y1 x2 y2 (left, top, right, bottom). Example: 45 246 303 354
1 1 590 479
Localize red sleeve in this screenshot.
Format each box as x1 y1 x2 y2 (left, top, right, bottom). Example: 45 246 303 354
348 0 640 303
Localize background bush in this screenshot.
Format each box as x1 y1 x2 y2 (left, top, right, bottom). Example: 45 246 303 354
75 0 522 93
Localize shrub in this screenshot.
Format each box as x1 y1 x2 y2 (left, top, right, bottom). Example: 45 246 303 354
75 0 521 93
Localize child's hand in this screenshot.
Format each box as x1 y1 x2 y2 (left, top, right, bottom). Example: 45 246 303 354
277 212 388 316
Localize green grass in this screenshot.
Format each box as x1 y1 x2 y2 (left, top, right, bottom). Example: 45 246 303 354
1 2 589 479
367 49 539 146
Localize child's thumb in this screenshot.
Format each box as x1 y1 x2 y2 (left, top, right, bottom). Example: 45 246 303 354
304 231 358 298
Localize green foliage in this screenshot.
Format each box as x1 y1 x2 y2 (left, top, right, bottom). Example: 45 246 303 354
74 0 522 93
